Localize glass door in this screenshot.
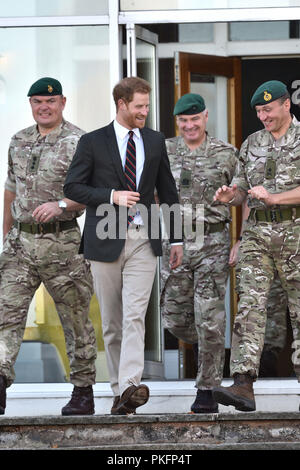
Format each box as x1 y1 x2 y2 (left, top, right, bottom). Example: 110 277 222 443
126 25 164 379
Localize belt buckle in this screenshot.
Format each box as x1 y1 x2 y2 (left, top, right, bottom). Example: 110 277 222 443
270 209 278 223
38 223 45 234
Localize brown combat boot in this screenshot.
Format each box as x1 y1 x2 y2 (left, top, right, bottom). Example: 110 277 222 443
61 385 95 416
212 373 256 412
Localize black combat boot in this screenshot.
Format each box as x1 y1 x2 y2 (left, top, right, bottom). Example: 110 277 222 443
212 373 256 412
259 348 280 377
191 389 218 413
61 385 95 416
0 376 7 415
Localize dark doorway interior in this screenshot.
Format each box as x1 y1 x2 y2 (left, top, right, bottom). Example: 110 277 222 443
160 55 298 378
241 57 300 140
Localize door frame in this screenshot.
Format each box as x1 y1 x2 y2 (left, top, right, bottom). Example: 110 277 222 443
126 24 160 130
174 51 243 326
174 51 242 149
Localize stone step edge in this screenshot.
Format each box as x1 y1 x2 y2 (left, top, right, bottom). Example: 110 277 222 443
2 442 300 451
1 411 300 426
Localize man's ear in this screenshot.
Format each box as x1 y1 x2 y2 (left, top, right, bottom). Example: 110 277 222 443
118 98 127 111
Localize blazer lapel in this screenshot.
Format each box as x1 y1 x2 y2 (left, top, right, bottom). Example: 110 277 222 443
105 122 128 188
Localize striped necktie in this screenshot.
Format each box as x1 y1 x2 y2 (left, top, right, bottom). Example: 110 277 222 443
125 130 136 225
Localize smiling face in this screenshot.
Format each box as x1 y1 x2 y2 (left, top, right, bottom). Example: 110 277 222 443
176 110 208 149
29 95 66 135
255 97 291 139
116 92 150 130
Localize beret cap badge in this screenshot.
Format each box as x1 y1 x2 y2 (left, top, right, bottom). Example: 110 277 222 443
251 80 287 108
264 91 272 102
173 93 206 116
27 77 62 97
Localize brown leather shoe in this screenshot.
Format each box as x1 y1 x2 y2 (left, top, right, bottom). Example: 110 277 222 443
61 385 95 416
111 395 120 414
116 384 149 413
0 376 7 415
212 373 256 412
111 395 136 415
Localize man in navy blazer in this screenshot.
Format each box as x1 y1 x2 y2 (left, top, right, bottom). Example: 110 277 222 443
64 76 183 414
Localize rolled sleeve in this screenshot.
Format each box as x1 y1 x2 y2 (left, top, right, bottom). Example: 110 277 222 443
231 139 250 193
5 148 16 192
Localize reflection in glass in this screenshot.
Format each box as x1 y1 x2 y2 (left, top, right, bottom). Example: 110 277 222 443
1 0 108 17
230 21 291 41
0 25 110 383
121 0 300 11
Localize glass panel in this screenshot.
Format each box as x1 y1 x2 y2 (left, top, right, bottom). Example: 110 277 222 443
0 25 110 383
230 21 290 40
190 74 228 142
135 36 162 364
136 38 157 130
1 0 108 17
121 0 300 10
179 23 213 43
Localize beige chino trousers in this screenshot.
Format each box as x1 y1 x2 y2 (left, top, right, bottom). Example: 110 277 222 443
90 224 157 397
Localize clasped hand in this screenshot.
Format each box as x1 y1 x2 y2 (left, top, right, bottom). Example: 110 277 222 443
113 190 140 207
32 201 63 223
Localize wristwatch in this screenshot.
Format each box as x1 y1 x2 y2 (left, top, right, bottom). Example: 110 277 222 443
58 200 68 211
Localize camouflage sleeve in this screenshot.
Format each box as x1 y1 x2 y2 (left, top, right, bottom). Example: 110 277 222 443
223 147 239 186
4 143 16 193
231 139 250 193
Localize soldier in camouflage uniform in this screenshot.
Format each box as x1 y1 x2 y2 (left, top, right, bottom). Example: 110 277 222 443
213 80 300 412
229 203 288 377
161 93 238 413
0 77 97 416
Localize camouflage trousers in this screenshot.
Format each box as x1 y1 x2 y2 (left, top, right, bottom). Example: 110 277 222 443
232 219 300 380
0 226 97 387
237 268 288 356
262 273 287 355
161 228 230 389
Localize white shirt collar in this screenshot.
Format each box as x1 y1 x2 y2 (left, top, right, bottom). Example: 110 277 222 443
113 119 141 140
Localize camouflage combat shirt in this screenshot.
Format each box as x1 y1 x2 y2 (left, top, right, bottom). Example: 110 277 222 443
232 115 300 210
166 134 238 224
5 119 84 223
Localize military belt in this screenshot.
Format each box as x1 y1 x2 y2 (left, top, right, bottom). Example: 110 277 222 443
188 221 227 234
250 207 300 223
14 219 77 235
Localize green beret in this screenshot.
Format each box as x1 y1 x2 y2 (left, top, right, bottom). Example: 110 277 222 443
250 80 288 108
27 77 63 97
174 93 206 116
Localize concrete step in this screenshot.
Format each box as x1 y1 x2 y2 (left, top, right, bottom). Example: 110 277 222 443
1 412 300 450
2 379 300 451
4 378 300 415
